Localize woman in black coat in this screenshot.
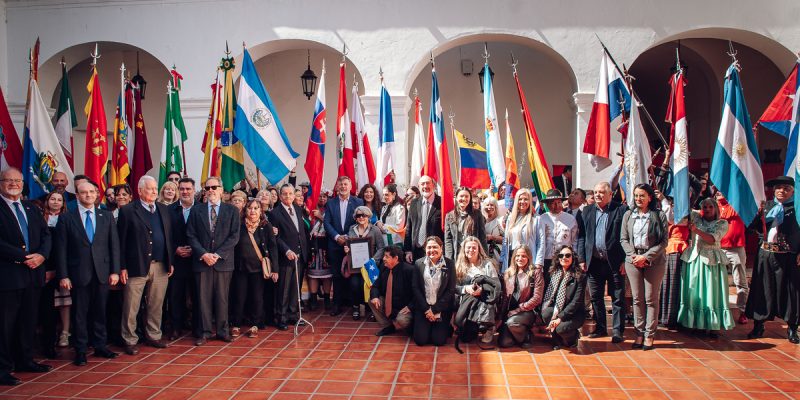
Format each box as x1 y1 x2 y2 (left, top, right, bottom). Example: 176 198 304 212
412 236 456 346
231 200 279 338
541 245 586 350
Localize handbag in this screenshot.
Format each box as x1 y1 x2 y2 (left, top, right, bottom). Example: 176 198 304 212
248 230 271 278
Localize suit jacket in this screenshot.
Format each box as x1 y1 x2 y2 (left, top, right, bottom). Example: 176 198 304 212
552 175 572 197
186 202 240 272
542 270 586 322
169 201 194 279
370 261 414 319
323 196 363 252
576 201 628 269
403 194 444 253
0 199 51 291
444 209 486 260
268 203 310 266
412 257 456 315
117 202 175 277
55 207 120 287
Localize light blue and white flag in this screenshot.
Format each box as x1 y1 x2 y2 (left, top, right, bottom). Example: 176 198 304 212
234 49 299 184
710 64 765 225
483 62 506 191
623 100 652 209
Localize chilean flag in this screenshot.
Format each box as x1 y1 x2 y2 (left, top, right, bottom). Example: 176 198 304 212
758 61 799 176
304 63 327 211
375 81 395 190
423 65 453 228
336 63 356 193
583 50 631 171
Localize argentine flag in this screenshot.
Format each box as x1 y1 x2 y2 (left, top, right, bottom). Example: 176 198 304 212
483 62 506 191
234 49 299 184
710 64 765 225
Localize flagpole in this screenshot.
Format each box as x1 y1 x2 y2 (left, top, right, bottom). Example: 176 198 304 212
448 107 459 187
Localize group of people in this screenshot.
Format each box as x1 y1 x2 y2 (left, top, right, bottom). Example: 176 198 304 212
0 164 799 387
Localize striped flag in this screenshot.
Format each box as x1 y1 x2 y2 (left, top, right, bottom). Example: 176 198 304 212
513 68 553 201
428 64 453 228
218 57 244 191
336 63 356 192
375 80 395 190
666 65 690 223
409 94 426 187
0 86 23 170
158 82 187 186
758 62 800 176
455 129 491 189
110 74 132 186
504 109 519 206
710 63 765 225
352 82 376 191
201 71 223 182
234 48 299 184
623 101 652 208
583 50 631 171
482 62 506 191
304 62 326 212
53 62 76 170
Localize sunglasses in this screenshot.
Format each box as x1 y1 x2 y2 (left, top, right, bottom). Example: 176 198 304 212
557 253 573 259
204 185 221 191
355 214 368 218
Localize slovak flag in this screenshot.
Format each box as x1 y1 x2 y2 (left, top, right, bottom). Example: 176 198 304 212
423 64 454 228
583 50 631 171
666 66 690 223
758 61 799 176
710 63 765 225
375 81 395 190
304 62 327 212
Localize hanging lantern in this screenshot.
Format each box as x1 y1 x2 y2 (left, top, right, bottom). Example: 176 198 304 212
301 50 317 100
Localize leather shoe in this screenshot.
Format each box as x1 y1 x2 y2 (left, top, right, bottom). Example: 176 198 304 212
0 373 20 386
588 331 607 339
73 353 88 366
43 348 58 360
276 323 289 331
217 335 233 343
168 330 182 341
146 339 169 349
788 328 800 344
747 322 765 339
16 361 52 373
611 335 624 344
376 325 396 336
329 307 343 317
94 347 118 359
124 345 139 356
194 337 207 346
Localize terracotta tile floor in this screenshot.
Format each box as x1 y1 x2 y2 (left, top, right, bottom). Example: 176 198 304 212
2 309 799 399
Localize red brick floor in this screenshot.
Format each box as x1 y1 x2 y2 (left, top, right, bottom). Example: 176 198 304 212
1 310 799 399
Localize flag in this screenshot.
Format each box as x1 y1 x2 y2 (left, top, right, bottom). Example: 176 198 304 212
482 62 506 191
110 70 131 186
409 93 426 187
336 63 356 192
22 79 74 198
361 258 380 303
53 62 76 170
758 62 799 176
503 108 519 207
218 56 244 191
514 68 553 200
129 86 152 195
304 62 326 211
375 81 395 189
84 66 108 194
427 64 453 228
234 48 299 184
666 66 690 223
201 71 223 182
0 87 23 170
352 83 376 191
583 50 631 171
710 63 765 225
623 100 652 208
158 82 187 186
455 129 491 189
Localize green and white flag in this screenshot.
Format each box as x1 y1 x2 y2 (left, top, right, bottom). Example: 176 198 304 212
159 83 187 186
53 62 77 170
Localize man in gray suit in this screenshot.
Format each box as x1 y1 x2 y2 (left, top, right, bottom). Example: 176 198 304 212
187 177 240 345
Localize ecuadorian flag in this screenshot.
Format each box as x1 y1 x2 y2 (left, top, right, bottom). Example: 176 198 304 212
455 129 491 189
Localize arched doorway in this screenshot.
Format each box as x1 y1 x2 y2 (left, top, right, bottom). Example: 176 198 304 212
404 33 578 190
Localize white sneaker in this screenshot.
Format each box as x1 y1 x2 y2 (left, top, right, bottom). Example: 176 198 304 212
481 329 494 344
57 331 70 347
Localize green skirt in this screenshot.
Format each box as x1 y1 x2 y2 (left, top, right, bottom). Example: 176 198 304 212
677 258 734 330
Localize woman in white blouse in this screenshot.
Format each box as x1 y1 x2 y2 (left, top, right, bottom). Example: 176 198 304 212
501 189 539 274
377 183 406 247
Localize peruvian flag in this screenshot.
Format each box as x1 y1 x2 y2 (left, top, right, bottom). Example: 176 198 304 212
304 63 327 211
336 63 356 193
426 64 453 229
409 94 426 187
351 83 375 191
375 80 395 190
583 50 630 172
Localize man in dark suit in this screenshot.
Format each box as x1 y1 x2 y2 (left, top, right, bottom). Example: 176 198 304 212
186 176 240 345
403 175 443 263
167 177 198 340
368 246 414 336
269 184 310 330
552 166 572 199
0 168 52 386
323 176 363 316
117 175 175 355
576 181 628 343
56 180 121 365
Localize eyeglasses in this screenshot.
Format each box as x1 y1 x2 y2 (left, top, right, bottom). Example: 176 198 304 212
204 185 221 191
557 253 573 259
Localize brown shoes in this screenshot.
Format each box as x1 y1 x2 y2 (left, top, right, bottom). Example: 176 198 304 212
146 339 169 349
124 345 139 356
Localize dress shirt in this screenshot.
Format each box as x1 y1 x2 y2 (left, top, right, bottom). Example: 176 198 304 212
77 203 96 233
283 203 299 231
593 205 609 259
141 200 157 213
2 194 28 229
536 211 578 265
338 196 349 232
181 201 194 223
631 210 650 249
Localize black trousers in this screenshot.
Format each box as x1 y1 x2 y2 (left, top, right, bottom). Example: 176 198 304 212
329 249 348 307
231 270 264 327
168 273 199 337
105 288 124 346
195 269 233 338
0 286 41 374
262 279 276 327
587 257 626 336
72 275 109 353
38 280 58 352
542 305 584 346
412 311 451 346
275 262 304 324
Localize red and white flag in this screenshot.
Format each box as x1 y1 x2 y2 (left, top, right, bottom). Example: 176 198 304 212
336 63 356 193
351 83 375 191
409 94 426 187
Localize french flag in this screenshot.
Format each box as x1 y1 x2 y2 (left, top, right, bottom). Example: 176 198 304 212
304 62 327 211
758 61 799 176
666 66 690 223
375 81 394 189
583 50 631 171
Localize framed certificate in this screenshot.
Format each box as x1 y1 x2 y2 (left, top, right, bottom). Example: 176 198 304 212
348 238 371 270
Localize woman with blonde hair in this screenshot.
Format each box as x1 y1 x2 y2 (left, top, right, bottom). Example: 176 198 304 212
500 189 539 273
158 181 178 205
453 236 500 346
482 196 504 263
498 245 544 348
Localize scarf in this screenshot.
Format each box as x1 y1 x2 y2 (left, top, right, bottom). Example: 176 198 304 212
766 202 784 225
544 267 570 315
423 257 445 306
245 218 260 234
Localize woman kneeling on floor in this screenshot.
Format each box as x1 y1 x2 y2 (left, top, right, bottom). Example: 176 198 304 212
542 245 586 350
412 236 456 346
498 246 544 348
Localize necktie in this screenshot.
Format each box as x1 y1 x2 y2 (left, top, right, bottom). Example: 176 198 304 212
418 201 428 247
385 269 393 317
288 206 294 216
85 210 94 243
210 205 218 232
149 204 155 213
12 202 29 249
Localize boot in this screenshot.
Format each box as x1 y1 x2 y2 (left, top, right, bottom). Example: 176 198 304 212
322 294 332 311
307 293 318 311
788 324 800 344
747 320 765 339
